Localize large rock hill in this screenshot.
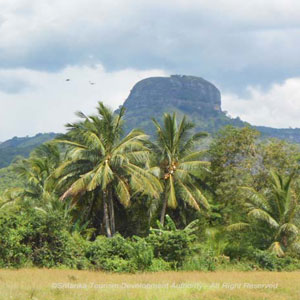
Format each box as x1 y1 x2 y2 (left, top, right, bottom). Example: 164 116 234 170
117 75 300 142
124 75 221 115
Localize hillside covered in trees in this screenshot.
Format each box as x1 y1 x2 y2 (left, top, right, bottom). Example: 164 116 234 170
0 133 57 168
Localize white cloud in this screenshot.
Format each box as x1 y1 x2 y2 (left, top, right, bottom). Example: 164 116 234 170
0 65 167 141
222 78 300 128
1 0 300 87
0 0 300 140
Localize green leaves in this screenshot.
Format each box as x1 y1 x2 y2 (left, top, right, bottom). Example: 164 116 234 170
226 222 251 232
230 171 300 257
248 209 279 228
152 113 209 224
54 102 164 235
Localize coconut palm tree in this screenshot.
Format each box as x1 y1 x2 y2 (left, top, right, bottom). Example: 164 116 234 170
227 171 300 256
151 113 210 225
55 102 162 237
11 143 61 206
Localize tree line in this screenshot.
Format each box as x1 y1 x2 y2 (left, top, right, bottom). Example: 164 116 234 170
0 101 299 269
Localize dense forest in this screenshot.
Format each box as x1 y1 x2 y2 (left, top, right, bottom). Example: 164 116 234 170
0 102 299 272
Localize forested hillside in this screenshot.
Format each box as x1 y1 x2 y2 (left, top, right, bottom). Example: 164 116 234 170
0 133 57 168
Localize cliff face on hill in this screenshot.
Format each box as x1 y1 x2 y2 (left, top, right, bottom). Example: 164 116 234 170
118 75 245 135
125 75 221 115
117 75 300 143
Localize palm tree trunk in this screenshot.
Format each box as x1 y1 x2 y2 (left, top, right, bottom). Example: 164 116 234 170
108 188 115 236
160 191 168 226
103 191 112 238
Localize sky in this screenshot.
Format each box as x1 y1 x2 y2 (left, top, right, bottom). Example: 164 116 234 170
1 0 300 141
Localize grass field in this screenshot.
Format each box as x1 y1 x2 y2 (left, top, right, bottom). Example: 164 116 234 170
0 269 299 300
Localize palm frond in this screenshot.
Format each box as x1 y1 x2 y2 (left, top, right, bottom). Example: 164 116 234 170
115 176 131 207
226 222 251 232
248 208 279 228
177 179 200 210
276 223 299 239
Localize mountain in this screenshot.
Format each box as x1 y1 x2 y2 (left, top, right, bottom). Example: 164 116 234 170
117 75 300 142
2 75 300 169
0 133 57 168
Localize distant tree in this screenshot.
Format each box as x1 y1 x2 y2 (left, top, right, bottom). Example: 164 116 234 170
254 139 300 189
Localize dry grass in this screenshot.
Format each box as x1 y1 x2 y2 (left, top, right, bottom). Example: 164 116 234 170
0 269 299 300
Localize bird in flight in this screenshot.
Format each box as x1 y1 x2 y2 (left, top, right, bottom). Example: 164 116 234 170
89 81 96 85
65 79 70 81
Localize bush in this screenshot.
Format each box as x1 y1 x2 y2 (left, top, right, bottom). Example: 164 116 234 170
0 207 87 268
148 258 172 272
97 257 136 273
62 232 92 270
127 236 154 271
250 250 300 271
147 229 196 268
0 210 32 268
86 234 155 272
251 250 280 271
86 234 131 270
182 246 218 271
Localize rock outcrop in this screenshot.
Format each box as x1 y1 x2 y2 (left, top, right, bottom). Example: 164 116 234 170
123 75 221 115
116 74 300 143
117 75 244 135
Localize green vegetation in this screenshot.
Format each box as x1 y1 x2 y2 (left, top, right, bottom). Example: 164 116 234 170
0 132 56 168
150 113 209 225
0 102 300 273
0 167 23 193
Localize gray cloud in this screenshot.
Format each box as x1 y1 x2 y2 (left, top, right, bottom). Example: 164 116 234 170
0 75 32 94
1 1 300 92
1 0 300 140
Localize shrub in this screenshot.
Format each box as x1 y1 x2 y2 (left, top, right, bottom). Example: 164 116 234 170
248 250 300 271
148 258 172 272
86 234 131 270
97 258 136 273
147 230 195 267
0 207 87 268
127 236 154 270
0 210 32 267
182 246 218 271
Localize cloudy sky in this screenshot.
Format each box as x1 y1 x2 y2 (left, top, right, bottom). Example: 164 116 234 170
1 0 300 141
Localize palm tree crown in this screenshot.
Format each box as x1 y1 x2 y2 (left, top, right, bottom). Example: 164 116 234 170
228 171 300 256
11 143 61 206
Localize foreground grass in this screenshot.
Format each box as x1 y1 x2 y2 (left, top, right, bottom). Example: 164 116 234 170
0 269 299 300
